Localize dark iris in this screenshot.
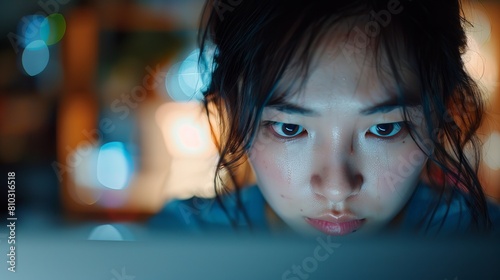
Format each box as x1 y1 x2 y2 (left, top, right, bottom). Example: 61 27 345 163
282 124 300 136
376 123 394 136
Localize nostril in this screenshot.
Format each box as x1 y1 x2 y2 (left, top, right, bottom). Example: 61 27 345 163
352 174 363 194
310 174 323 188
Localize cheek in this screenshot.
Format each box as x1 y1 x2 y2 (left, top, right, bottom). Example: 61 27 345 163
248 136 313 199
249 146 287 187
369 145 427 215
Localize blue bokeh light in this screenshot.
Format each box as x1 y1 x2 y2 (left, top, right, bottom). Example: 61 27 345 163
96 142 133 190
22 40 50 76
88 224 134 241
17 15 50 48
165 49 213 102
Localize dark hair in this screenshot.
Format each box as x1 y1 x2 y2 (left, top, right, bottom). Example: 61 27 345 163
198 0 491 232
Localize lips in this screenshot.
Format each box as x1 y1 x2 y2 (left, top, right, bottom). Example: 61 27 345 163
305 216 365 236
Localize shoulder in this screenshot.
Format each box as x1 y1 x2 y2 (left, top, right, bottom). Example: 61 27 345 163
402 182 500 235
486 197 500 233
148 185 268 231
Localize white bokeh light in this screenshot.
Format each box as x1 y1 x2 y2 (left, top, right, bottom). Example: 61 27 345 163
483 132 500 170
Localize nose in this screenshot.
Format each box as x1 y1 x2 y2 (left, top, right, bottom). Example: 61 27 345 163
310 140 363 204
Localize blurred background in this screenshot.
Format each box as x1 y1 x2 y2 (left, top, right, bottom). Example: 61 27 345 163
0 0 499 240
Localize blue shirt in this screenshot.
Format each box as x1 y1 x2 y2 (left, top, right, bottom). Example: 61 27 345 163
399 182 500 235
148 186 267 232
149 182 500 236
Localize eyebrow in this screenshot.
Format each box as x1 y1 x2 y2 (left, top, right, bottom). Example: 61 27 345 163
265 94 421 116
360 96 421 115
265 101 320 116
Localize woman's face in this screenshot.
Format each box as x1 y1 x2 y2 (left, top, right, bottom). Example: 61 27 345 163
248 35 428 236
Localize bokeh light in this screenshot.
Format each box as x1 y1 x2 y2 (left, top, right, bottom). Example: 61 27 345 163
73 144 100 188
96 142 133 190
71 144 102 205
165 48 213 102
40 13 67 45
155 102 216 158
16 13 67 77
465 6 491 45
88 224 134 241
17 15 48 48
464 34 498 99
22 40 50 76
483 132 500 170
155 102 219 199
462 7 498 99
172 118 209 155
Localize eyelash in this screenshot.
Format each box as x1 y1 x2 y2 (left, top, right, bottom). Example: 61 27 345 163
366 122 409 141
261 121 409 141
261 121 307 140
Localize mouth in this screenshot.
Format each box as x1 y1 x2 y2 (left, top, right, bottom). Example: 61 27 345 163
305 216 366 236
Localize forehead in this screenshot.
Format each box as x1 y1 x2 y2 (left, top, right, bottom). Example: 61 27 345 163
277 18 419 107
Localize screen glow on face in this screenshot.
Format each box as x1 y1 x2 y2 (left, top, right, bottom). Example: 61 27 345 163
263 121 408 140
248 33 427 237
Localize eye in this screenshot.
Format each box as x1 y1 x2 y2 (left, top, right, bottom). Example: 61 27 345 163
368 122 405 138
269 122 306 138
